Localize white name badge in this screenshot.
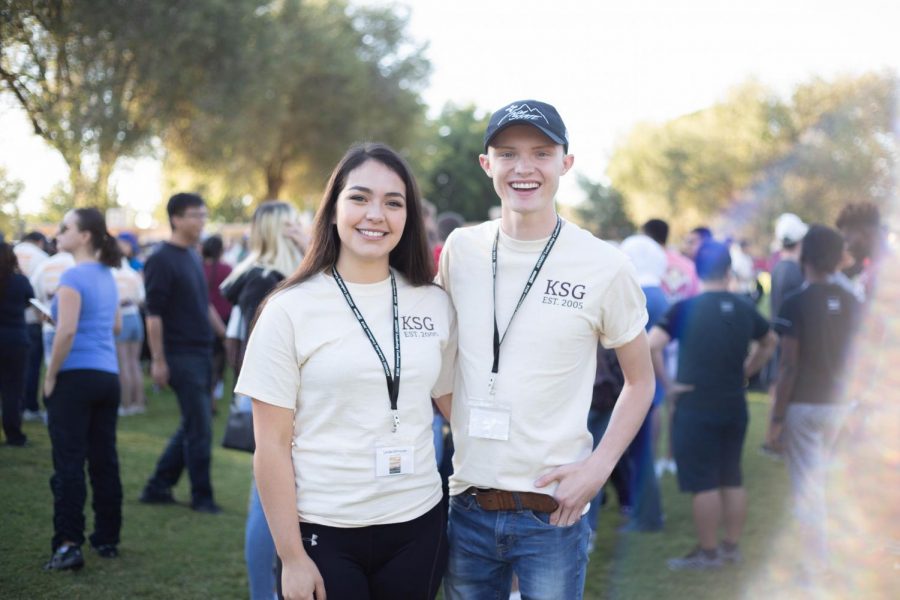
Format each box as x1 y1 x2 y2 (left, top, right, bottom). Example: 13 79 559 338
468 400 511 441
375 445 415 477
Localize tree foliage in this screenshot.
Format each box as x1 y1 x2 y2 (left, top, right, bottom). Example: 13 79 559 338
411 103 496 222
607 72 897 244
0 166 25 238
571 175 634 241
0 0 261 210
165 0 431 210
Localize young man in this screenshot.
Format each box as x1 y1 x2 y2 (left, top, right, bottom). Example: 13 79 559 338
767 225 861 577
437 100 655 599
139 193 225 514
649 241 777 570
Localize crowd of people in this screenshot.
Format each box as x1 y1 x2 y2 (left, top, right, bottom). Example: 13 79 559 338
0 98 887 599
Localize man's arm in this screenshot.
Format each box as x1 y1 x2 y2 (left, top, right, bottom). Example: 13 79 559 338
744 330 777 378
145 314 168 388
534 331 655 527
208 304 226 339
767 335 798 449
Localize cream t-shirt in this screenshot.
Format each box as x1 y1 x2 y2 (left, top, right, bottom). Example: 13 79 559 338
235 271 456 527
438 219 647 497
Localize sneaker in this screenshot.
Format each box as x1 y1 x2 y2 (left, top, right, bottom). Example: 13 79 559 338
665 459 678 475
655 459 667 479
23 409 45 422
719 542 742 564
44 544 84 571
191 501 222 514
667 546 723 571
139 487 176 505
92 544 119 558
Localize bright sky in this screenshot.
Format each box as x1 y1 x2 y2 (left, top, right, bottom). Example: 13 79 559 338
2 0 899 221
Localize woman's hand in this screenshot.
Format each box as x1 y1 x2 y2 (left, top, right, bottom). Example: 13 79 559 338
280 554 326 600
43 372 57 398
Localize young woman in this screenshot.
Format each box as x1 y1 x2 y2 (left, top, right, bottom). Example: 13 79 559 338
220 200 306 600
43 208 123 571
235 143 456 600
112 255 146 416
0 242 34 446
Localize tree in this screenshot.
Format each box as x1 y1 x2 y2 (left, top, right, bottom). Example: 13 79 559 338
571 174 634 240
166 0 431 208
0 0 262 210
606 72 897 244
413 103 496 221
0 167 25 238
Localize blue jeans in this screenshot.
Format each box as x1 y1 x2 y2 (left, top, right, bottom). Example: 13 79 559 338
145 351 214 505
246 478 276 600
444 492 590 600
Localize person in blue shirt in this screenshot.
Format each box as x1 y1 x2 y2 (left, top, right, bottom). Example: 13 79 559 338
43 208 124 572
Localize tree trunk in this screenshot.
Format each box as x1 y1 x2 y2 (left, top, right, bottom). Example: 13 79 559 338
265 161 284 200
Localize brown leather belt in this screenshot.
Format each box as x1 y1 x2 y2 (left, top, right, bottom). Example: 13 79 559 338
464 487 559 513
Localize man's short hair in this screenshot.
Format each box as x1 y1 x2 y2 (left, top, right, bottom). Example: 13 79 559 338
641 219 669 245
22 231 48 245
694 241 732 281
167 193 205 220
835 202 880 231
801 224 845 275
691 226 713 241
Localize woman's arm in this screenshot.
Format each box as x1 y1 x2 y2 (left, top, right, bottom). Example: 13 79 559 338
44 286 81 396
252 400 326 600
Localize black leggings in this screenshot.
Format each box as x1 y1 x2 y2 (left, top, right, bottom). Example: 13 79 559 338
277 501 447 600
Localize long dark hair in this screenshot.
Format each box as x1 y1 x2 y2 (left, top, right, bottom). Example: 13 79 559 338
74 208 122 268
280 143 433 290
0 242 19 299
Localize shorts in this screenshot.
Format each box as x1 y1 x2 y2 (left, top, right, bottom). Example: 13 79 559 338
673 403 748 493
116 312 144 344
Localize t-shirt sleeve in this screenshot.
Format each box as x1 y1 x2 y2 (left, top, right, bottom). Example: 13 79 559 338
431 297 457 398
596 262 649 348
435 232 454 293
143 253 172 316
774 293 798 337
656 301 683 340
233 299 300 410
750 305 771 340
58 267 84 296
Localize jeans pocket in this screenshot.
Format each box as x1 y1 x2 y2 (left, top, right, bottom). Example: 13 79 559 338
450 492 478 513
525 509 574 529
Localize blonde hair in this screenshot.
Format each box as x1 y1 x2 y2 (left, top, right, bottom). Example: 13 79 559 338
222 200 304 287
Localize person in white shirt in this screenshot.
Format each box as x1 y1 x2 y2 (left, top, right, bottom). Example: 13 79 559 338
437 100 655 600
235 143 456 600
111 259 146 415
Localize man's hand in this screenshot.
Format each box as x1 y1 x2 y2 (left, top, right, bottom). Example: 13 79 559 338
151 357 170 389
534 459 605 527
280 554 326 600
765 421 785 452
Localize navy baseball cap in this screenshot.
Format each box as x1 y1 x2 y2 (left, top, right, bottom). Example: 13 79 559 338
694 241 732 281
483 100 569 153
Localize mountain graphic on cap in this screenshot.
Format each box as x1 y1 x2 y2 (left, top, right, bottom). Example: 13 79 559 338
499 103 549 125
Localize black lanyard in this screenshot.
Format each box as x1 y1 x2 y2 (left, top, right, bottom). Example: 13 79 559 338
332 266 401 432
489 217 562 394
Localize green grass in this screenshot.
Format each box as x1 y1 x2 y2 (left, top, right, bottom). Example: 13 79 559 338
2 387 793 599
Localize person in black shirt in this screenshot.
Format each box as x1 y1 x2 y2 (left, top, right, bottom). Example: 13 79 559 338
0 242 34 446
649 241 776 570
139 193 226 514
768 225 861 577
